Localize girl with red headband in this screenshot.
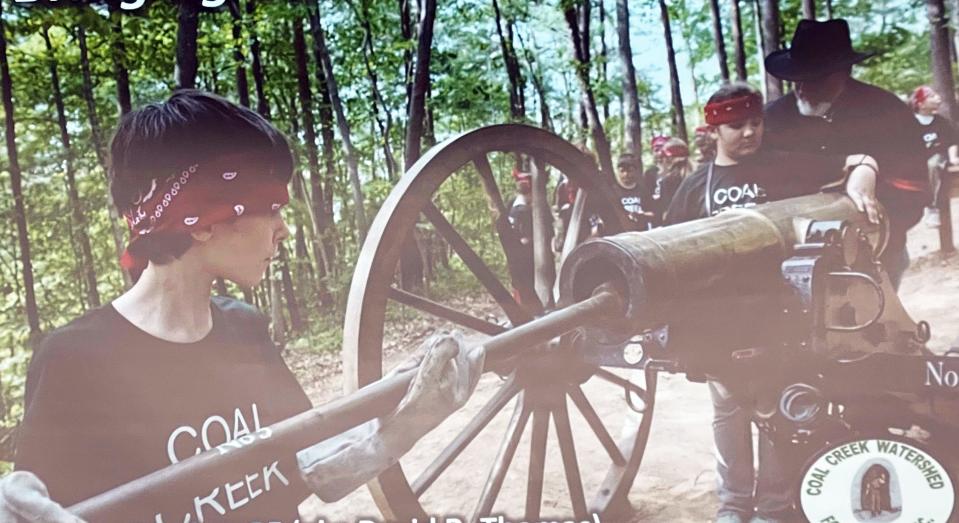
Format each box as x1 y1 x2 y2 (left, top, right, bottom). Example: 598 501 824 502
5 90 483 522
909 85 959 228
665 83 880 523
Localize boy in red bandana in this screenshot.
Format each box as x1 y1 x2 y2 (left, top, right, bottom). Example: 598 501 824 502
666 83 879 523
7 90 483 522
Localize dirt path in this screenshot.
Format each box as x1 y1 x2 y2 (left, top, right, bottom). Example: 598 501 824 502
291 202 959 523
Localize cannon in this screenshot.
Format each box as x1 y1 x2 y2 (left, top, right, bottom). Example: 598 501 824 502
67 124 959 521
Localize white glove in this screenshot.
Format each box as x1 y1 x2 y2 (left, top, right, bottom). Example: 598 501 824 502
0 471 85 523
297 330 485 502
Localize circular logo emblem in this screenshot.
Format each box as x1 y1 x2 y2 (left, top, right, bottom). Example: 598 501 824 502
800 438 954 522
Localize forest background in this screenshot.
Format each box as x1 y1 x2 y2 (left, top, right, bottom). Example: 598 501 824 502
0 0 951 464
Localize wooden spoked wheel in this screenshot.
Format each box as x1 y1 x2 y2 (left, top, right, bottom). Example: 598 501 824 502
343 124 658 521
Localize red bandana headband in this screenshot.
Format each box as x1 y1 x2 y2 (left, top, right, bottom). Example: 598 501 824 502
120 153 290 272
662 142 689 158
704 93 763 126
911 85 935 110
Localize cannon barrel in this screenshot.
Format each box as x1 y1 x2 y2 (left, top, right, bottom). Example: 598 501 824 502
559 193 885 343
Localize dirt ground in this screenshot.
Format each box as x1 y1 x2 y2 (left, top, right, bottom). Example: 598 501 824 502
291 201 959 523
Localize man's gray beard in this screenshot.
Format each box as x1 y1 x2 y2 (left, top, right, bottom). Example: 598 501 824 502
796 96 832 117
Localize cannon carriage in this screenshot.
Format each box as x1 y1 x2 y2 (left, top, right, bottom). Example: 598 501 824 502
69 124 959 522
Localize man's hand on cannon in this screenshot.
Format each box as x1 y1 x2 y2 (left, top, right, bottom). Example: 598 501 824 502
297 330 485 502
0 471 86 523
844 153 881 224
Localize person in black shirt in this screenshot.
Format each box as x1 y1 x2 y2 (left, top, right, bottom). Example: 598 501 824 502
909 85 959 227
762 19 926 289
614 152 656 230
4 91 484 522
693 125 717 165
666 83 878 523
645 137 692 223
641 135 670 191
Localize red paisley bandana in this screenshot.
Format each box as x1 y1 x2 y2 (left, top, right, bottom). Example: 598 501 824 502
704 93 764 125
120 153 290 272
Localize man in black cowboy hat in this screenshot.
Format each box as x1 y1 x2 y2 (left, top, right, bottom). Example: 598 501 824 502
762 19 927 290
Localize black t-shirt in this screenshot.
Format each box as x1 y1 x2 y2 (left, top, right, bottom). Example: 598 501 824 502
918 114 958 159
664 150 844 224
617 184 654 230
15 297 312 522
642 169 683 225
508 194 533 244
763 79 927 212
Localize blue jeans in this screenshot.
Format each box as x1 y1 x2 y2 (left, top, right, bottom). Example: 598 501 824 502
709 380 793 519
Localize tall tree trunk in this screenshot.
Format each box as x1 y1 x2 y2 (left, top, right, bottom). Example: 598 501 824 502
227 0 250 107
278 244 303 332
405 0 437 167
44 26 100 309
108 0 132 115
599 0 610 121
307 2 368 243
400 0 437 291
929 0 958 120
760 0 784 100
348 0 399 180
77 24 131 287
709 0 731 81
826 0 833 18
246 0 270 117
564 3 615 177
616 0 644 169
492 0 526 121
292 17 333 306
399 0 414 123
658 0 688 143
802 0 816 19
175 0 200 89
269 267 286 346
516 30 553 131
299 15 339 286
0 2 39 335
730 0 748 80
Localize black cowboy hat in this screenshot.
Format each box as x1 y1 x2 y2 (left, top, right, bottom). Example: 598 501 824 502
764 19 875 82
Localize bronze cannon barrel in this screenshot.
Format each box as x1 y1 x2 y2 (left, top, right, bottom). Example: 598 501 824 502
559 193 885 349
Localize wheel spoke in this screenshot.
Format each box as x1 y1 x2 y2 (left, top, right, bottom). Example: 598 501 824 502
469 392 531 522
413 377 521 497
568 386 626 466
553 396 588 520
530 161 555 308
595 368 649 411
559 187 588 266
473 155 508 221
422 202 532 325
525 406 550 521
554 187 588 300
474 156 541 313
388 286 507 336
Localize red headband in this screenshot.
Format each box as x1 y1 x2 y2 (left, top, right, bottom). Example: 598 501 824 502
911 85 935 110
704 93 763 125
512 169 532 182
651 135 670 153
120 153 290 272
662 143 689 158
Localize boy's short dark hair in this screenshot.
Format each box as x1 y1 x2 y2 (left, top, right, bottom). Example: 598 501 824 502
109 89 294 264
706 82 762 106
617 152 639 169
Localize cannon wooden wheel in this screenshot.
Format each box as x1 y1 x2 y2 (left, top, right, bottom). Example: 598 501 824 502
343 124 658 521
